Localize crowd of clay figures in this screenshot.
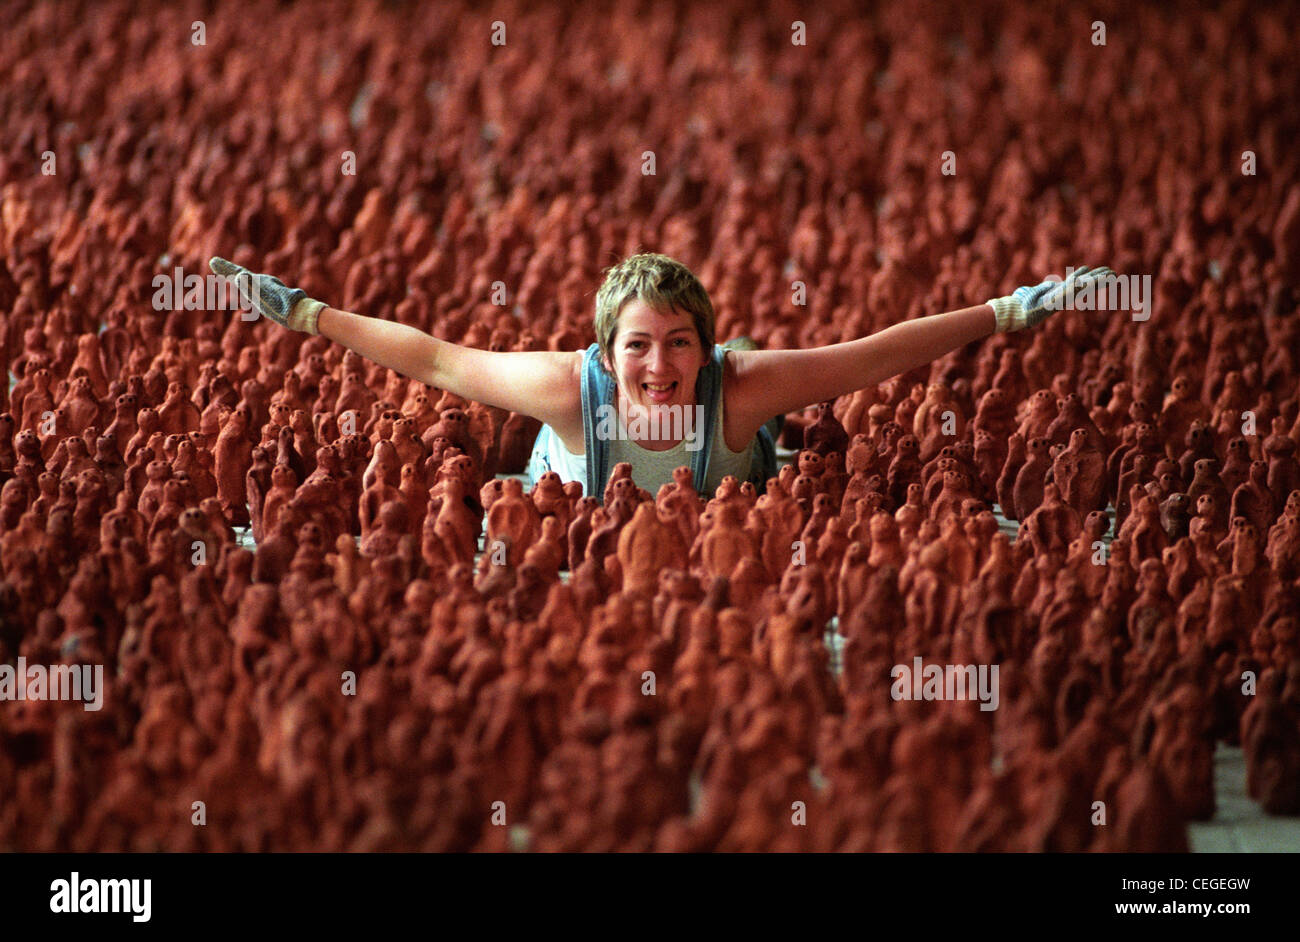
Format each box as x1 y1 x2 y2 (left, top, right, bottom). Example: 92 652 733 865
1 0 1299 850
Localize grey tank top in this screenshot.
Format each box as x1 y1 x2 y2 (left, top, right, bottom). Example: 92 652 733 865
527 342 778 498
605 387 755 495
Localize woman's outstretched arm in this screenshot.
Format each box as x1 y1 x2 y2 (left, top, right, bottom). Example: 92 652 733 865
210 258 582 430
726 266 1116 434
727 303 993 430
315 305 580 423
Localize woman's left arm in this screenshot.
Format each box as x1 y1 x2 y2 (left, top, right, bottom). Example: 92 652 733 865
728 303 994 428
727 264 1116 429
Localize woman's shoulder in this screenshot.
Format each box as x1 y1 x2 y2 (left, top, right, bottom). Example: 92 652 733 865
539 350 586 451
718 345 773 452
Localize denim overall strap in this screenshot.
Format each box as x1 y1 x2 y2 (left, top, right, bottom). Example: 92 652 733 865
580 343 615 498
694 345 780 492
691 344 726 492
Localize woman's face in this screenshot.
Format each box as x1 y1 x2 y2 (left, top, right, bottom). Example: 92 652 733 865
604 298 709 420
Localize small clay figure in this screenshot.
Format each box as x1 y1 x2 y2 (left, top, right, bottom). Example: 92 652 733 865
620 502 688 597
1019 483 1082 557
1017 390 1058 443
1158 492 1192 542
1230 461 1275 538
486 478 542 566
886 435 922 508
995 432 1026 518
1012 438 1052 521
1053 428 1107 514
805 401 850 457
1240 667 1300 814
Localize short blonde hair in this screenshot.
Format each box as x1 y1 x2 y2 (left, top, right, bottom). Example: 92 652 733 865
593 253 715 373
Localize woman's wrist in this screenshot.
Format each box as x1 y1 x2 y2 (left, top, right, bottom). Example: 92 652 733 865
315 305 343 339
287 298 325 335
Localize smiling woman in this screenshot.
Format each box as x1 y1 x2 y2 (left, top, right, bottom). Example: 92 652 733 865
525 253 780 495
208 253 1114 498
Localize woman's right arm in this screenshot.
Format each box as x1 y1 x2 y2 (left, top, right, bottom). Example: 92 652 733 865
316 305 583 430
209 256 583 432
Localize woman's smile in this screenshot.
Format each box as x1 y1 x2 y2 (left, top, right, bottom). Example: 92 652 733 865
641 380 677 403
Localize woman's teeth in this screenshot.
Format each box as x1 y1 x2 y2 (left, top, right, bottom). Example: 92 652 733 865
643 382 676 402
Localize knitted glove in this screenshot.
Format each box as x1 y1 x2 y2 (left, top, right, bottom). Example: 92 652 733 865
209 257 325 335
987 265 1116 332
